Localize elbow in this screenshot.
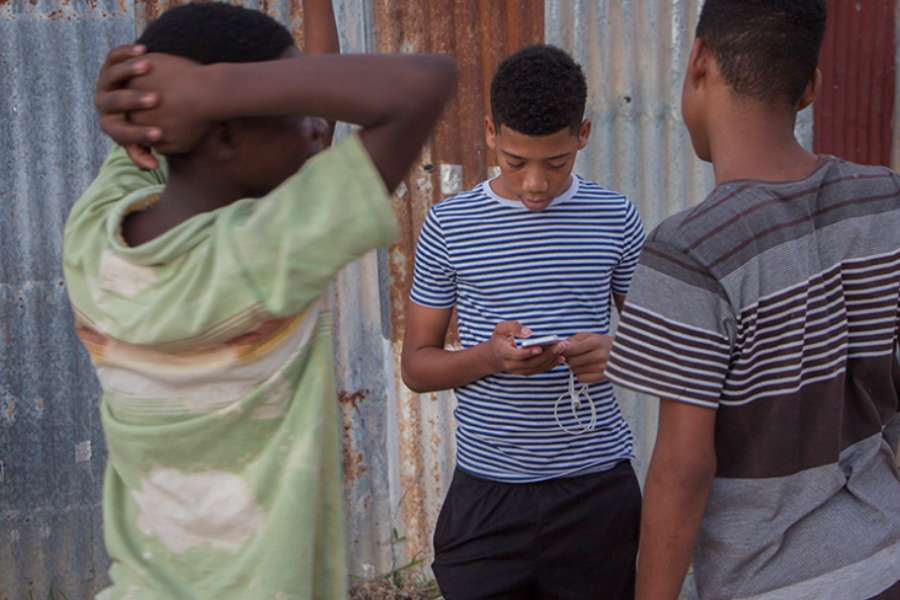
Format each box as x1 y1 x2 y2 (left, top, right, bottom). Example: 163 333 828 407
400 353 424 394
400 352 438 394
405 54 459 117
400 365 427 394
653 450 717 494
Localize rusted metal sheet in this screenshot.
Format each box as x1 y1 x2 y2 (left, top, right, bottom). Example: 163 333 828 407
367 0 544 572
815 0 896 166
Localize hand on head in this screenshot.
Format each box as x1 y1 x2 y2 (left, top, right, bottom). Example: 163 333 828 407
96 45 211 167
95 44 162 169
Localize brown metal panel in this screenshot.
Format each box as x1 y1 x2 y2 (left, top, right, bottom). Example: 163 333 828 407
371 0 543 564
814 0 896 166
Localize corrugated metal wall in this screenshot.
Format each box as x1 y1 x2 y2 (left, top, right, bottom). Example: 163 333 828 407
815 0 896 166
1 2 134 598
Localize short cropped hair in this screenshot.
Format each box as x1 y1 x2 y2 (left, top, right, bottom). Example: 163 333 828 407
137 2 294 65
696 0 827 106
490 45 587 136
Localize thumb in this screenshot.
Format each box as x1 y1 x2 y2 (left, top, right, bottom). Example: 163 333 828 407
495 321 531 338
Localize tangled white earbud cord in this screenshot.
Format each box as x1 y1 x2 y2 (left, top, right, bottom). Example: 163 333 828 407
554 366 597 435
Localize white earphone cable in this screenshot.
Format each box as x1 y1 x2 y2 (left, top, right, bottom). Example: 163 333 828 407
554 367 597 435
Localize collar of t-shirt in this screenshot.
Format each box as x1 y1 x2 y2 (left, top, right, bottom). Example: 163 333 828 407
481 174 580 210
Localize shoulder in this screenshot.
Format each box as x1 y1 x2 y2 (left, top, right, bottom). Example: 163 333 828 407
431 183 495 217
428 182 511 234
818 155 900 194
568 178 640 222
571 178 630 207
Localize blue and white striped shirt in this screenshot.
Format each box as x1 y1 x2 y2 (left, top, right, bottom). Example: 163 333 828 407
410 175 646 482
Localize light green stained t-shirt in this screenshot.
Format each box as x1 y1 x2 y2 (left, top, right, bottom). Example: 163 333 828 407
62 135 398 600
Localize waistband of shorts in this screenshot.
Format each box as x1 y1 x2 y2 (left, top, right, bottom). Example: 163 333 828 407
453 460 633 486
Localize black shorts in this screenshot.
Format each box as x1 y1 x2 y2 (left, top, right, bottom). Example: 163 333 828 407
432 461 642 600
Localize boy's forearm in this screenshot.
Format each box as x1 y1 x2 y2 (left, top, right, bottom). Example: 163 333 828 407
303 0 340 56
402 343 498 393
198 53 455 190
636 458 715 600
199 54 453 127
636 402 717 600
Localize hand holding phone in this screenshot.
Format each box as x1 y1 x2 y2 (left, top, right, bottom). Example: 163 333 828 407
486 323 567 377
516 334 561 349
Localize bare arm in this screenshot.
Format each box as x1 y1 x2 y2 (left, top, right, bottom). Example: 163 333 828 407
613 292 626 315
128 52 456 192
401 302 568 393
635 399 717 600
302 0 340 145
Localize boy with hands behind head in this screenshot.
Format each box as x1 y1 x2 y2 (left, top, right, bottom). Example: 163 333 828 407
66 2 456 598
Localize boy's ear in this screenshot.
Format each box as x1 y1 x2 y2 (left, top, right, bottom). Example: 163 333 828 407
207 120 240 161
577 119 592 149
485 116 497 151
687 38 711 90
798 68 823 111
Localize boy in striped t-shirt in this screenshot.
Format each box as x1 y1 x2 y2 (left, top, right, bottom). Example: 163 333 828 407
606 1 900 599
401 45 646 599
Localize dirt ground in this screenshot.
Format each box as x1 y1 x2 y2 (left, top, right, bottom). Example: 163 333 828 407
350 576 442 600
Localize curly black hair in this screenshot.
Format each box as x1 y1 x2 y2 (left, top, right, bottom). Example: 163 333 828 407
137 2 294 65
696 0 826 106
490 44 587 136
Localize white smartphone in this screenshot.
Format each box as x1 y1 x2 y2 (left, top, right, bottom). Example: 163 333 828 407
516 334 560 349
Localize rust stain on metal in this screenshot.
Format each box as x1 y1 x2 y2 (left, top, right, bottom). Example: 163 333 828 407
287 0 304 47
339 390 368 484
338 389 367 413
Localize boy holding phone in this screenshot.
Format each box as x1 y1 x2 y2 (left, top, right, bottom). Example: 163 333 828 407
401 45 645 599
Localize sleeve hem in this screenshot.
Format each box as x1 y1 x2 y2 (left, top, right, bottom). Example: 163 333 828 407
607 372 720 409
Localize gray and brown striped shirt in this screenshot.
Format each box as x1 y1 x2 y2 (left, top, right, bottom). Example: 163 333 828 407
607 156 900 600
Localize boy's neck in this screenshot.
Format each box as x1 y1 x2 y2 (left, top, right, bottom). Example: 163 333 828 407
121 163 244 247
708 103 819 187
